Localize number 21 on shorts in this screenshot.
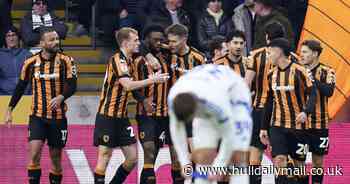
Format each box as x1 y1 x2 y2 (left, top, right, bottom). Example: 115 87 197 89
296 143 308 155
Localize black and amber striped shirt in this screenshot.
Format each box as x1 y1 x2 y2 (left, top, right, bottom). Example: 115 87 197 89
308 63 335 129
97 51 134 118
214 55 248 77
247 47 273 108
18 52 77 119
265 61 314 130
133 53 170 117
169 47 206 85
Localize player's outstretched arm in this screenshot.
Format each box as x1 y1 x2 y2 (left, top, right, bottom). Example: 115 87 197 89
119 73 169 91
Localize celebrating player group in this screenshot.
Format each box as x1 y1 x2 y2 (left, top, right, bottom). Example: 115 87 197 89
3 22 335 184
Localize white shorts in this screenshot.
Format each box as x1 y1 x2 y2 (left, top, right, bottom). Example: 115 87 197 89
192 117 252 152
192 117 221 149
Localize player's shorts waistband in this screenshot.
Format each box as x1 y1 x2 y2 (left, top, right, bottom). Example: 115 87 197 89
96 114 129 121
30 114 67 121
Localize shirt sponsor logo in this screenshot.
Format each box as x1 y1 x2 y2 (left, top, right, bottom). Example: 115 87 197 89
34 72 59 79
272 84 295 91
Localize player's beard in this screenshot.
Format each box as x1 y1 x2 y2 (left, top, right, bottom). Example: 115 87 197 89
47 45 59 54
150 44 161 53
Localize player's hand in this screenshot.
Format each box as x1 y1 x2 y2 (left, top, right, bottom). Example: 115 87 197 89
143 97 154 114
305 69 314 82
146 53 161 70
177 68 189 74
327 71 336 84
296 112 307 124
49 95 65 110
3 108 13 128
149 73 169 84
119 9 128 18
259 130 270 145
161 43 170 50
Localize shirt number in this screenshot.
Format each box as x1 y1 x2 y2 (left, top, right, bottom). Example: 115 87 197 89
319 137 329 149
61 130 68 141
127 126 135 137
296 143 308 155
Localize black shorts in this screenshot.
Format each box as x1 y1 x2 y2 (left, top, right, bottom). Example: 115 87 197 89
28 115 68 148
306 129 329 155
250 108 267 150
269 127 308 161
137 115 171 146
93 114 136 148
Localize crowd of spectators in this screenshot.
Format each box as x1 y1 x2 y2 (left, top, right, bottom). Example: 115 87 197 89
0 0 308 95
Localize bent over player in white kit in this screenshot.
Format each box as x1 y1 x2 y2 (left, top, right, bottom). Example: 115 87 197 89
168 64 253 184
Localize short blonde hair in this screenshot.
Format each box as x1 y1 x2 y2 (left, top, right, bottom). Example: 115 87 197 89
115 27 138 46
